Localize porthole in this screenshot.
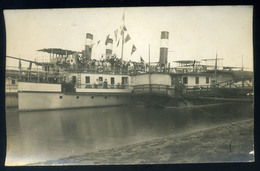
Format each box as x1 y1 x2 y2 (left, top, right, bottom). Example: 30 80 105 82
59 96 63 99
76 96 79 99
91 96 94 99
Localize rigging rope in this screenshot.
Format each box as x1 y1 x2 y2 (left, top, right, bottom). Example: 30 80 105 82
175 95 251 130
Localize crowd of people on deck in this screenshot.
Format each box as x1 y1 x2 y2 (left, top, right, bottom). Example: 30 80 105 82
76 54 138 73
88 78 125 89
54 53 171 74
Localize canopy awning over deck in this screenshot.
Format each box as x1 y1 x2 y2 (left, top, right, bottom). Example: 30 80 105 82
38 48 78 56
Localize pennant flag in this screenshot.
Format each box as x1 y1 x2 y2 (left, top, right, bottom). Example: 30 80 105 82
125 34 131 43
105 34 110 45
117 40 120 47
121 25 127 36
123 25 127 31
97 40 101 45
114 29 118 41
140 56 144 62
131 45 136 55
18 60 21 69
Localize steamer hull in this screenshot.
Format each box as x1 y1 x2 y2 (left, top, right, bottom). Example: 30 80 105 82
18 82 131 111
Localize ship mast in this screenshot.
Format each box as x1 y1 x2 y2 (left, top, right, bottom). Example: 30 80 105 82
121 29 124 61
149 44 151 93
215 52 218 86
121 12 125 61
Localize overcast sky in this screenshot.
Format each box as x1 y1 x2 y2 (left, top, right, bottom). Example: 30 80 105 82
4 6 253 70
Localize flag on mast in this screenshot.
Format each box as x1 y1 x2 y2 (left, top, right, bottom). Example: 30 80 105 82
105 34 110 45
121 26 127 35
140 56 144 62
125 34 131 43
131 45 136 55
123 26 127 31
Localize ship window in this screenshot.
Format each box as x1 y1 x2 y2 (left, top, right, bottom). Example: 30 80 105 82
183 77 188 84
85 76 90 83
122 77 128 84
99 77 103 82
206 77 209 84
59 96 63 99
91 96 94 99
76 96 79 99
196 77 199 84
72 76 77 83
11 80 15 85
111 77 115 85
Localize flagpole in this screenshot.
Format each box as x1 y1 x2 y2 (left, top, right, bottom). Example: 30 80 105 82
121 12 125 61
121 28 124 61
215 51 218 87
19 55 21 80
149 44 151 93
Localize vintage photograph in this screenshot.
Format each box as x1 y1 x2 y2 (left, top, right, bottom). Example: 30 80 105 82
4 6 254 165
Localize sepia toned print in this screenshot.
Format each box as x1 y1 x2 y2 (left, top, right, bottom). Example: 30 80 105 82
5 6 253 165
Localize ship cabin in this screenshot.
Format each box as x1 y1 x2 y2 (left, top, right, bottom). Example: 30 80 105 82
68 72 131 90
173 60 207 73
5 68 20 93
37 48 79 74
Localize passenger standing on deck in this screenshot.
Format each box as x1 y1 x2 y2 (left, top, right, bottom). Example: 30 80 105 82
94 79 98 88
103 79 108 89
116 83 120 89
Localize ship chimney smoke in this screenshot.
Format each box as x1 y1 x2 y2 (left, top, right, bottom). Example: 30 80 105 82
105 38 113 58
85 33 93 60
159 31 169 67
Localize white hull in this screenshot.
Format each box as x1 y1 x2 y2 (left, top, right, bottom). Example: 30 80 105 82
18 92 129 111
18 82 131 111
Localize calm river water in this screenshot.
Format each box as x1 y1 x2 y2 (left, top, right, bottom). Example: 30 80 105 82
5 102 253 165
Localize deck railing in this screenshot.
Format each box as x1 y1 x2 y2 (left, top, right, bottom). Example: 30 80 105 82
5 84 18 93
133 84 175 95
77 83 132 90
